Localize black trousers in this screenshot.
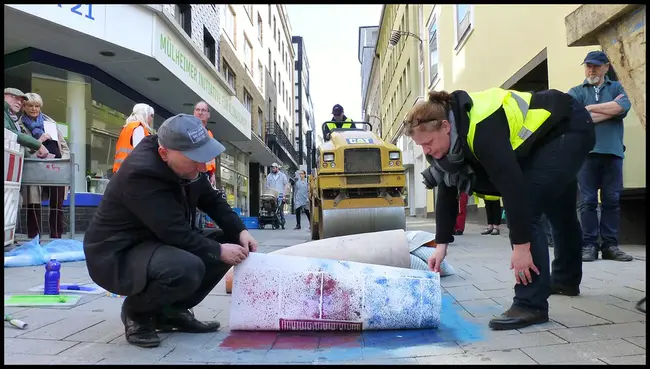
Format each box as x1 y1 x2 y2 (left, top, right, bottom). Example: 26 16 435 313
124 229 233 315
295 205 311 227
484 200 502 226
513 98 595 312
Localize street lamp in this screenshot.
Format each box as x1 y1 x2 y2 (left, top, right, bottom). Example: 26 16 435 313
387 28 426 145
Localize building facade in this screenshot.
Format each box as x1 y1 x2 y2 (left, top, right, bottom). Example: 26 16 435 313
291 36 315 171
218 4 283 216
374 4 429 217
261 5 299 176
358 25 379 120
5 4 256 230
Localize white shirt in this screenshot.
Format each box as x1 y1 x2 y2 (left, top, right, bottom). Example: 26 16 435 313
132 126 145 147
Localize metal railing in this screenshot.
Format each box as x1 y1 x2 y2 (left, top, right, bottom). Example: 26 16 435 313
265 120 299 163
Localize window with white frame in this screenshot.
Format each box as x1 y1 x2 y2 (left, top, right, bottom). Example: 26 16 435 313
243 89 253 113
243 36 253 72
428 17 439 83
258 61 264 91
273 17 277 41
273 62 277 86
225 6 236 44
223 61 236 89
257 14 263 44
257 108 263 137
244 5 253 22
456 5 472 44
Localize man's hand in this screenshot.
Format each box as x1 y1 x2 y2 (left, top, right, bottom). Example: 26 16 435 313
428 243 448 273
238 230 258 252
36 145 49 158
219 243 248 265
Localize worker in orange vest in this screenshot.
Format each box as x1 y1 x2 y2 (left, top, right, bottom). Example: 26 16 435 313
194 101 217 187
113 103 155 173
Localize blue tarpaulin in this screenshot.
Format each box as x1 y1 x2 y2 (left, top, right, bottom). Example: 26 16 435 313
4 236 86 268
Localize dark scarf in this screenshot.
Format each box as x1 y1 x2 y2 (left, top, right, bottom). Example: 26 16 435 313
421 92 475 194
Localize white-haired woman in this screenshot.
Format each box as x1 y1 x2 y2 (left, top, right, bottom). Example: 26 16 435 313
20 92 71 239
112 103 155 173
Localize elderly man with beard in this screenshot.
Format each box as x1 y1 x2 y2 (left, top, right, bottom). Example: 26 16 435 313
568 51 633 263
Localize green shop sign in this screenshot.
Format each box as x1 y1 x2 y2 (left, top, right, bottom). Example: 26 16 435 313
159 33 247 132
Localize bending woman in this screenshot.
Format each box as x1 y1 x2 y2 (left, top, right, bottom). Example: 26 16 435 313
406 87 594 330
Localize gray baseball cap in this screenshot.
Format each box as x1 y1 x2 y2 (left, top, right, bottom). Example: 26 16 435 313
158 113 226 162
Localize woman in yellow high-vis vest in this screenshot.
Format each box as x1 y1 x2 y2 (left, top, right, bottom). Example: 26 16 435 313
405 87 595 331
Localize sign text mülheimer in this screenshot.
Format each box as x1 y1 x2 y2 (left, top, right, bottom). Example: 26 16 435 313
159 33 246 130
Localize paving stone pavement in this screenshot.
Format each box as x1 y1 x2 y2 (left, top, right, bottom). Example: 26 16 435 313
4 216 646 365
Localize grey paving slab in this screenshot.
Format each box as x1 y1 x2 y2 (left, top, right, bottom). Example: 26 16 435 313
623 336 647 349
444 285 489 302
4 352 102 365
417 348 538 364
57 341 175 362
457 298 506 318
4 308 70 338
4 337 80 355
17 312 105 340
458 331 566 353
521 339 645 364
63 319 125 343
547 305 612 328
599 354 647 365
550 322 646 343
570 301 646 324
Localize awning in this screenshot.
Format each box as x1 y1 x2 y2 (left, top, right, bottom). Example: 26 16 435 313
230 134 282 167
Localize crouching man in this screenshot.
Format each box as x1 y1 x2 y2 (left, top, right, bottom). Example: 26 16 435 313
83 114 258 348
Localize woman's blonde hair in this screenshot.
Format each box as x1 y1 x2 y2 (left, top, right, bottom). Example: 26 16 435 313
404 90 453 136
24 92 44 107
126 103 155 133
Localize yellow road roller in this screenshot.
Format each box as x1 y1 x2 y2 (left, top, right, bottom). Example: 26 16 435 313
308 121 406 240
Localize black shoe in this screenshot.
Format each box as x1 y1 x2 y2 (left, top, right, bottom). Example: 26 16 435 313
601 246 634 261
549 283 580 296
294 226 301 230
582 246 598 262
488 305 549 330
490 228 500 236
156 308 221 333
481 228 494 235
120 304 160 348
454 229 464 236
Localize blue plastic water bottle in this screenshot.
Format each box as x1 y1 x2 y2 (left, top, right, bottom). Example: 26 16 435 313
44 258 61 295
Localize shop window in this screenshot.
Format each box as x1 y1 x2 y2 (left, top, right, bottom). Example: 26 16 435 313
175 4 192 37
203 27 216 65
7 62 165 190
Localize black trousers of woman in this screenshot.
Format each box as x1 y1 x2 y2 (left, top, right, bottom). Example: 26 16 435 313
295 205 311 228
484 199 502 225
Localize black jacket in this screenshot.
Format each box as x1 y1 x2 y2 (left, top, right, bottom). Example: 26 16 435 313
435 89 575 246
83 135 246 295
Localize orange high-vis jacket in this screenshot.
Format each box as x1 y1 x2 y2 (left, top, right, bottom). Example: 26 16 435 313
206 129 216 175
112 121 151 173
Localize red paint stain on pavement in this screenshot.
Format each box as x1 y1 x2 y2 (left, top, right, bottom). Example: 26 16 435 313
273 335 320 350
319 334 363 348
219 331 278 350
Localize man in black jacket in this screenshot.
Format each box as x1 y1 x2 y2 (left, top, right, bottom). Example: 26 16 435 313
84 114 258 348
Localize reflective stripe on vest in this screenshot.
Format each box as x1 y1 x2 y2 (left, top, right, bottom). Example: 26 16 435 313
475 193 501 201
112 121 150 173
466 88 552 156
326 118 353 131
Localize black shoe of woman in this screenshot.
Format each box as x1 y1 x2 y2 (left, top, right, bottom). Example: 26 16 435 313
481 228 493 235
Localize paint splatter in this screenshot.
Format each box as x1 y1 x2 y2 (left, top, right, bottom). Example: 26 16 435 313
321 273 362 321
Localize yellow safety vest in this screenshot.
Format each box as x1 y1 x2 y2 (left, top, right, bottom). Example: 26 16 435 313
474 193 501 202
466 88 552 157
326 118 353 131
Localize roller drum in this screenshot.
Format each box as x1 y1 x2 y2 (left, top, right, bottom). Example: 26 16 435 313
321 206 406 239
